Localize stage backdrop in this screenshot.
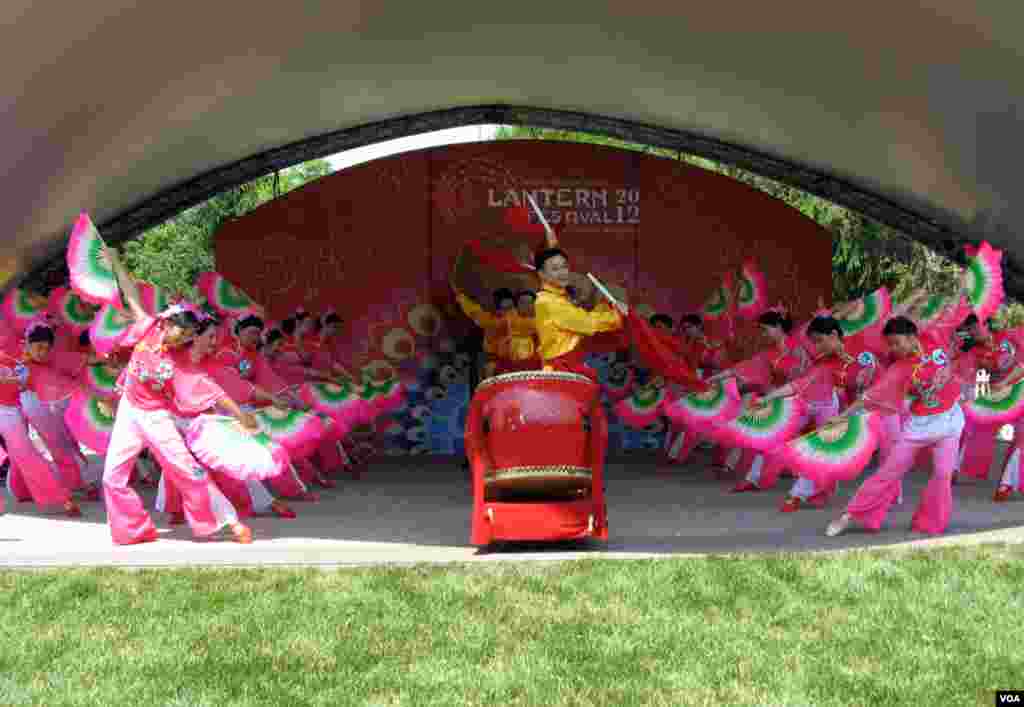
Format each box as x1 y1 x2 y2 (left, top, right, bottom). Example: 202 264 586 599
215 141 832 456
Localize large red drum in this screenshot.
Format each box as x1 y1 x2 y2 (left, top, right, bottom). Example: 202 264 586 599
466 371 609 545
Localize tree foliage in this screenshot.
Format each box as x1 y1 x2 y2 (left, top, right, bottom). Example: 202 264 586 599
119 161 332 295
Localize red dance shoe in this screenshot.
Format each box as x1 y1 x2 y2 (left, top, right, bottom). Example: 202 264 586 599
270 500 297 519
993 484 1014 503
711 465 736 480
63 500 82 518
168 512 186 526
313 474 336 489
730 480 760 493
125 526 159 545
84 486 102 502
779 496 801 513
231 523 253 544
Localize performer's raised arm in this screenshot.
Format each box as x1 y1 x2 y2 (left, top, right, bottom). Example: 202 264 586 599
533 248 622 380
103 246 145 322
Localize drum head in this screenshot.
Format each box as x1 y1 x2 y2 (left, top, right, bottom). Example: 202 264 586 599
484 465 592 500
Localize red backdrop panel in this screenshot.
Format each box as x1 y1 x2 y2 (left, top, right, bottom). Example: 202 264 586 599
213 140 833 455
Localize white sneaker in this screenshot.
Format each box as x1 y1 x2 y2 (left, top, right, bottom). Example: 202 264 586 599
825 513 852 537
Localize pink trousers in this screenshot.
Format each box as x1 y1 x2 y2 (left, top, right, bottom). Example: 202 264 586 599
21 393 86 490
1000 447 1024 492
159 473 276 519
0 404 70 510
958 419 1024 480
664 424 730 467
102 398 238 544
747 397 840 499
847 406 964 535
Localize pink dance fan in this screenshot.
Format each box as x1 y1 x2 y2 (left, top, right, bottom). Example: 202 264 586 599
186 415 291 481
89 302 132 356
735 260 769 320
299 380 366 437
137 282 171 317
779 412 881 487
838 288 892 338
963 379 1024 426
358 376 407 420
964 242 1005 321
2 289 47 334
719 395 806 452
914 293 954 327
64 390 116 454
613 385 668 429
196 272 254 317
662 378 742 431
85 362 121 399
701 273 735 323
48 288 96 335
67 213 121 307
253 407 326 455
602 362 636 401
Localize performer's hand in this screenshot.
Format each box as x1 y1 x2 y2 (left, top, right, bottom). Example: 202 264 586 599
959 269 972 295
989 383 1009 398
238 412 260 433
822 415 846 429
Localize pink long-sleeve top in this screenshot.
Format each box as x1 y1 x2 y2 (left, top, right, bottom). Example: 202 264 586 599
733 334 812 394
117 315 227 415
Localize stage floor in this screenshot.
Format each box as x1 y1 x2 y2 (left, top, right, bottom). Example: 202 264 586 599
1 451 1022 568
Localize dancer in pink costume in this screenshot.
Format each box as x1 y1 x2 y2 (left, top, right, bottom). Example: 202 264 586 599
268 311 332 387
660 314 735 468
994 428 1024 501
706 308 813 482
0 327 81 517
741 316 887 511
955 315 1024 482
158 317 299 524
202 313 314 501
221 313 348 487
18 320 89 494
101 247 254 545
826 292 973 537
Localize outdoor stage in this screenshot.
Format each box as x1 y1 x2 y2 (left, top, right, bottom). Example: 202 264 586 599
2 451 1022 568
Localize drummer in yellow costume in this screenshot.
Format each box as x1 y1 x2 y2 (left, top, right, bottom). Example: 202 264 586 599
533 248 623 381
454 287 515 378
496 290 540 373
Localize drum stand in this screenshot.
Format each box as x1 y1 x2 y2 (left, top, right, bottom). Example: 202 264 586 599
467 398 609 547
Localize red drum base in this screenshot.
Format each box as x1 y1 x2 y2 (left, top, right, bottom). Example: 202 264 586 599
465 371 609 545
479 499 607 543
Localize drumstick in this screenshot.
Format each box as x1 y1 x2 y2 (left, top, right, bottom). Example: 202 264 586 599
587 273 629 314
526 193 554 238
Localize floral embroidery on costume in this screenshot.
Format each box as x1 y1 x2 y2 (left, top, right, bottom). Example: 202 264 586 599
129 356 175 390
912 348 954 409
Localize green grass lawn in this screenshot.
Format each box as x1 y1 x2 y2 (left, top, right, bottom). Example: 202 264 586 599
1 545 1022 707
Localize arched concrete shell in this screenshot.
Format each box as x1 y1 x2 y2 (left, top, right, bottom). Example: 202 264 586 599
3 2 1023 292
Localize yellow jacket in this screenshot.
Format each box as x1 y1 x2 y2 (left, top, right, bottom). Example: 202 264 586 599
534 283 623 363
455 292 509 355
501 312 538 360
